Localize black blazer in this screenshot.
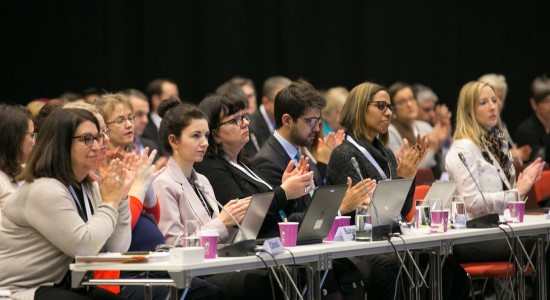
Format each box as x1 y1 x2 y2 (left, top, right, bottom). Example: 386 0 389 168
244 109 272 157
195 156 288 238
141 116 163 154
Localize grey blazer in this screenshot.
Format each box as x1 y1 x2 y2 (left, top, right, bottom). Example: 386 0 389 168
153 157 231 246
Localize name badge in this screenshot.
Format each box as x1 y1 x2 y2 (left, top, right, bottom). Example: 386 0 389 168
262 237 285 255
334 226 356 241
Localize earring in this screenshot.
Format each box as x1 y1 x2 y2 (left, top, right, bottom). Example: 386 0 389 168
175 149 179 155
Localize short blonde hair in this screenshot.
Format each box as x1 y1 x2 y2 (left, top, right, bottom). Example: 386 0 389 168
93 93 133 120
454 81 503 147
340 82 389 145
322 87 348 119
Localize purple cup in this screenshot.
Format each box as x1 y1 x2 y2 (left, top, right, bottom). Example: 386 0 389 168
278 222 299 247
430 210 448 233
325 216 352 241
508 201 525 223
200 230 218 259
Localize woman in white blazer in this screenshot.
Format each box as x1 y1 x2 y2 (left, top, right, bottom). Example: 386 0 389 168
446 81 544 263
153 98 250 246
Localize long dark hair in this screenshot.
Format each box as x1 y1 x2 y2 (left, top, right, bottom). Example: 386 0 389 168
0 104 32 182
18 109 99 187
158 98 206 155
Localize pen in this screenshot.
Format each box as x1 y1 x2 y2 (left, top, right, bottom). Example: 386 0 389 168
279 210 288 223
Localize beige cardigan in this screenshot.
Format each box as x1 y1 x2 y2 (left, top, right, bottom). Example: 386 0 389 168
0 178 131 300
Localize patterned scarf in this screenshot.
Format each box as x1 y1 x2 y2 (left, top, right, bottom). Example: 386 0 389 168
480 127 516 187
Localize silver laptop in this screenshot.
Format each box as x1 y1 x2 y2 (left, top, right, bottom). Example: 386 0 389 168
233 192 274 243
370 179 414 228
424 181 458 209
296 185 347 245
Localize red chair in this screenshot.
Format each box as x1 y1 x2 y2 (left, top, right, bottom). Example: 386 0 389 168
461 261 534 299
406 185 431 222
533 170 550 204
415 168 435 186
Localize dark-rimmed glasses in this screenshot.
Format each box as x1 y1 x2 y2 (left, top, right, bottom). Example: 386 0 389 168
219 113 250 127
73 133 105 146
370 101 396 113
300 116 322 128
106 114 135 126
27 132 38 142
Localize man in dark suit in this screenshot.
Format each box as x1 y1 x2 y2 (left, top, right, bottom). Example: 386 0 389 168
244 76 291 157
142 78 179 147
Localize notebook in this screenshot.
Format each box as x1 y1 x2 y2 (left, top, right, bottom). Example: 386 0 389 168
295 184 347 245
233 192 274 243
369 179 414 229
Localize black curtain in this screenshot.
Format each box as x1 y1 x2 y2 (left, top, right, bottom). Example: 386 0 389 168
1 0 549 132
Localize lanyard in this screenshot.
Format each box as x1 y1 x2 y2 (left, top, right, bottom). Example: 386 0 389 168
187 178 213 218
346 135 388 180
68 184 92 221
224 156 273 190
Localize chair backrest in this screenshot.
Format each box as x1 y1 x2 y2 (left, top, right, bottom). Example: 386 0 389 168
415 168 435 186
405 185 431 222
533 170 550 203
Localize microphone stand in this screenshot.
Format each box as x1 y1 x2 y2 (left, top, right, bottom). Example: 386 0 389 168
457 153 499 228
351 157 391 241
193 180 256 257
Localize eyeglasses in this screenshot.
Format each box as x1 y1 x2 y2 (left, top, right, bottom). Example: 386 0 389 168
219 113 251 127
370 101 396 113
101 127 110 137
106 114 135 125
27 132 38 142
73 133 105 146
300 116 322 128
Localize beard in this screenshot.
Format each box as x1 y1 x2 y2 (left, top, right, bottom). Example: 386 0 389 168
289 126 314 147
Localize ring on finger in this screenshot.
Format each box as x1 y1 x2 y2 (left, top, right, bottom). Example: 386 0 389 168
304 186 310 193
115 175 121 182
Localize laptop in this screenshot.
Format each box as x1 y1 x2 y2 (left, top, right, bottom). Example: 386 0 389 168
423 181 458 209
369 179 414 229
295 184 347 245
233 192 274 243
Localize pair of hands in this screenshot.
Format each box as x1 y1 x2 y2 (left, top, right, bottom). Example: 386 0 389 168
98 147 165 208
395 135 430 178
219 197 252 228
339 177 377 214
280 156 315 200
316 129 345 164
516 157 545 197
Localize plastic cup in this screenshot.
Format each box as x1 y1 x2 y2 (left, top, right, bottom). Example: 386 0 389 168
325 216 351 241
200 230 219 259
415 199 431 228
278 222 299 246
430 210 448 233
508 201 525 223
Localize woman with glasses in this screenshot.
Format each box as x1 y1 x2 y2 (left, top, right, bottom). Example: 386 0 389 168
153 98 250 247
94 93 136 155
0 104 35 220
194 93 313 238
326 82 430 299
387 82 450 177
0 109 130 300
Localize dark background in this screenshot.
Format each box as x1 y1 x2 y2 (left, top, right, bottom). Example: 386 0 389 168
1 0 549 132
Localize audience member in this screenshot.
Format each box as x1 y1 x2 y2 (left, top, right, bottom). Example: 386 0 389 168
153 99 250 246
33 99 68 133
245 76 291 156
322 87 347 136
142 78 179 144
229 76 257 113
0 105 35 219
514 75 550 163
387 82 448 175
0 109 130 299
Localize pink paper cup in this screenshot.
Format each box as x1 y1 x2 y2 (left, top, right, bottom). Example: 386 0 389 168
508 201 525 223
200 230 219 259
325 218 339 241
338 216 351 227
278 222 299 247
430 210 446 233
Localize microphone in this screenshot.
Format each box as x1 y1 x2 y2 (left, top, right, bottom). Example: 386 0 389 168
194 180 256 257
350 157 390 241
457 153 499 228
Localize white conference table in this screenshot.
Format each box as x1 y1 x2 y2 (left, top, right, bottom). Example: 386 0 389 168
71 215 550 300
